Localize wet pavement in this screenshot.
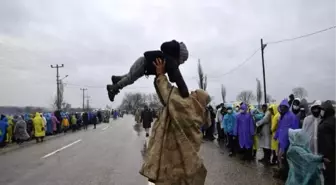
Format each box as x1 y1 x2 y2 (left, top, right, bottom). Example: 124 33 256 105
0 115 283 185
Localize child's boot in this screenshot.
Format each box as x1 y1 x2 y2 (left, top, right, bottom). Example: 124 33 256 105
107 84 120 102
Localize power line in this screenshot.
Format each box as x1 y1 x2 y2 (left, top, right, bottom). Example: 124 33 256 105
267 25 336 45
207 47 261 79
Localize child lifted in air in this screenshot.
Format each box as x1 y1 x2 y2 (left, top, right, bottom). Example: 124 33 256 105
107 40 190 102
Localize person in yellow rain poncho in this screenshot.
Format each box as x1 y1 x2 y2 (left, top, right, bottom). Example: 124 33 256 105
269 104 280 165
248 104 259 159
62 117 70 133
140 58 210 185
33 112 45 143
6 116 14 143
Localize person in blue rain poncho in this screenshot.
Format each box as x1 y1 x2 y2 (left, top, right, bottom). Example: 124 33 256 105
286 129 328 185
222 106 236 156
45 113 53 135
0 115 9 147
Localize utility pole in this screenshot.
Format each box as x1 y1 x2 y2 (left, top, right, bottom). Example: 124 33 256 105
80 88 88 111
260 39 268 104
51 64 64 110
86 96 91 111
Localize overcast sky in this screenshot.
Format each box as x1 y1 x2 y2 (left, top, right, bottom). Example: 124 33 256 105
0 0 335 109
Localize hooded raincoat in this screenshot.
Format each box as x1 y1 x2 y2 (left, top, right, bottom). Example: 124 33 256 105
222 108 236 135
51 113 59 132
270 104 280 151
14 116 30 141
6 116 14 143
33 112 45 137
0 116 8 143
45 113 53 135
286 129 323 185
234 104 255 149
71 115 77 125
256 108 272 149
302 100 321 154
140 75 210 185
274 99 299 152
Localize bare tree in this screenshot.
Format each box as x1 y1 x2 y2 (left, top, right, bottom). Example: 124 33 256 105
292 87 308 99
236 90 256 104
197 59 207 90
52 80 69 110
148 93 161 109
221 84 226 103
119 92 162 112
256 78 262 108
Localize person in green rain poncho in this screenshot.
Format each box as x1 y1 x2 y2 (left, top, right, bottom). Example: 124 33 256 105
286 129 329 185
70 114 77 132
6 116 14 143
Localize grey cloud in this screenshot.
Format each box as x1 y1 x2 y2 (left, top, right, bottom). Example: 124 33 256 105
0 0 335 108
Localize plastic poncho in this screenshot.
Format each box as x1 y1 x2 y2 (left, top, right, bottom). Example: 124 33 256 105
0 116 9 143
234 104 255 149
45 113 53 135
252 109 264 150
6 116 14 143
14 116 30 140
274 99 300 152
33 112 45 137
302 100 321 155
286 129 323 185
270 104 280 151
222 109 236 135
62 118 70 128
51 113 59 132
70 115 77 125
139 75 209 185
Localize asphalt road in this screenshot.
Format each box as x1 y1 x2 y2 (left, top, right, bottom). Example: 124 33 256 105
0 115 282 185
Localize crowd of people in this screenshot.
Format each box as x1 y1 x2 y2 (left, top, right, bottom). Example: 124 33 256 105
203 94 335 185
0 110 112 147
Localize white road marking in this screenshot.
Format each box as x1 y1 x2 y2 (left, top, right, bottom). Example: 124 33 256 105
148 182 155 185
102 126 109 130
41 139 82 159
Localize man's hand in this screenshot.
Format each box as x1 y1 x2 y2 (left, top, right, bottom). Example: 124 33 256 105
153 58 166 76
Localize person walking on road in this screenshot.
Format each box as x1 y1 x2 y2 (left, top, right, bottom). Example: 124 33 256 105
51 113 59 134
33 112 46 143
141 105 153 137
82 112 89 130
0 115 8 147
92 113 98 129
140 58 210 185
13 115 30 144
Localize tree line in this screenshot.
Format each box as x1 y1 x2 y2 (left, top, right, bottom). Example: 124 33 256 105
118 92 161 111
